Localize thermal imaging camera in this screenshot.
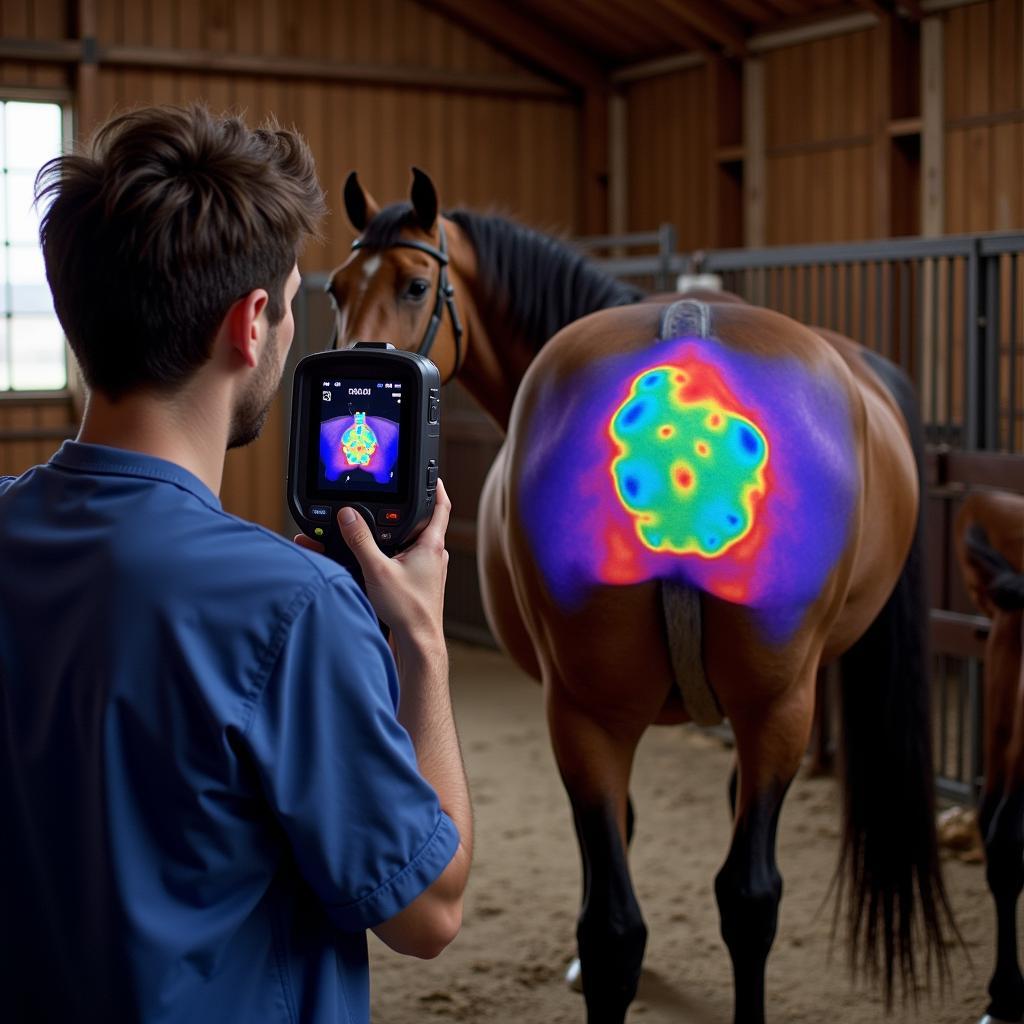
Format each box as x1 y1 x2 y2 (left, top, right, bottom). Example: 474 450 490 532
287 344 441 562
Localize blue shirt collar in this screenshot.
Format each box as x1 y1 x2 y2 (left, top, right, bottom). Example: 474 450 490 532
49 440 222 510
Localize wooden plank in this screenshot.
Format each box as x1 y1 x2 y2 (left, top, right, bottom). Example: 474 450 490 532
992 120 1016 228
922 15 944 236
966 125 990 230
414 0 606 92
930 609 990 661
870 17 891 237
743 57 766 247
942 448 1024 490
580 88 609 235
27 0 65 88
608 91 628 235
965 0 991 118
992 0 1018 114
94 43 567 98
652 0 746 54
944 3 966 123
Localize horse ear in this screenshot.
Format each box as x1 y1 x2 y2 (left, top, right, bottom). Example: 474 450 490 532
410 167 438 232
343 171 380 233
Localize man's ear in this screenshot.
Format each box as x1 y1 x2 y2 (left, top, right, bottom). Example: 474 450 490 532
226 288 269 368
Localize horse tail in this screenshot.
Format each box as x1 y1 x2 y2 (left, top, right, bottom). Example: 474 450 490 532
834 349 955 1005
965 523 1024 611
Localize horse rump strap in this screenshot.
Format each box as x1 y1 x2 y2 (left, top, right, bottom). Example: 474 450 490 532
659 297 711 341
653 298 723 726
661 581 723 726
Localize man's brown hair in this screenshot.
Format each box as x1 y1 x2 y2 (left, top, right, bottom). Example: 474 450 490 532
36 104 327 398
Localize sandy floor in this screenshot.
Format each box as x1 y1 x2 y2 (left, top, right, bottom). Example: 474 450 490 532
369 642 1001 1023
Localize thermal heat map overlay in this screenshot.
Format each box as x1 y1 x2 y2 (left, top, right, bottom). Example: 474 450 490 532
341 411 378 466
610 366 768 558
517 335 858 641
320 412 399 485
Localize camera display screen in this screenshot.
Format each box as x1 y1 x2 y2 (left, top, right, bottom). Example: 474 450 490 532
309 375 408 498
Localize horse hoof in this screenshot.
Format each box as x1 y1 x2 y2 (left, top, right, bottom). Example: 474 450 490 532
565 957 583 993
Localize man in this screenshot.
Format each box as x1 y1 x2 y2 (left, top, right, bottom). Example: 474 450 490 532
0 104 471 1023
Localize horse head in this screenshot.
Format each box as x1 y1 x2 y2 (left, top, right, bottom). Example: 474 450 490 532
326 167 466 386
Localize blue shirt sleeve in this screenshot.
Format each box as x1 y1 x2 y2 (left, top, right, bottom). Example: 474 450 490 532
243 571 459 932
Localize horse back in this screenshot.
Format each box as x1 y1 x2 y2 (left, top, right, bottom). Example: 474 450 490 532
502 300 915 662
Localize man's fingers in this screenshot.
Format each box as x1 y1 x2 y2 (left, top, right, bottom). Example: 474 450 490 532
338 507 388 576
421 478 452 547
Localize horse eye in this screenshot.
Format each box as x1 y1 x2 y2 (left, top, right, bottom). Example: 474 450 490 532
404 279 430 301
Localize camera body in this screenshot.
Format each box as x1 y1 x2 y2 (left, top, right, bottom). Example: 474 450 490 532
287 344 441 558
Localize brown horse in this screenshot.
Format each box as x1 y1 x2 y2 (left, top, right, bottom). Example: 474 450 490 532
327 169 954 1024
956 489 1024 1024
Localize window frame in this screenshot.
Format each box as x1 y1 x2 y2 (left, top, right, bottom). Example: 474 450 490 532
0 86 74 402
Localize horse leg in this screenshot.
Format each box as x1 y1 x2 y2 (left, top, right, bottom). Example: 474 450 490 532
564 793 638 994
548 687 647 1024
980 609 1024 1023
715 682 814 1024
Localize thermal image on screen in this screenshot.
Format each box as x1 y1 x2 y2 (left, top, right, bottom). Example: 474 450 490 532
320 411 399 486
517 334 858 642
341 411 378 466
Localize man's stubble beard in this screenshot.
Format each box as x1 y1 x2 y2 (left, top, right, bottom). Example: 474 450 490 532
228 323 282 450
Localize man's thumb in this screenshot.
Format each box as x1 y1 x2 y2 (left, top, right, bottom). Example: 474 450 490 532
337 506 381 567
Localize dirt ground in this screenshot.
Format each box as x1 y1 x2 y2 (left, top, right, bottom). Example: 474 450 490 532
369 642 1000 1023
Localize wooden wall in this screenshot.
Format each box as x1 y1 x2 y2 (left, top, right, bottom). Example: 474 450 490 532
624 0 1024 250
5 0 1024 529
0 0 580 530
625 65 714 251
944 0 1024 233
763 28 883 245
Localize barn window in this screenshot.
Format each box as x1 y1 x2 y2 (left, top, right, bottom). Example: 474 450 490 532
0 99 66 393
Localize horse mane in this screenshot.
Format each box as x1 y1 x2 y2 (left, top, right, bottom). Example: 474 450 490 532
359 203 645 350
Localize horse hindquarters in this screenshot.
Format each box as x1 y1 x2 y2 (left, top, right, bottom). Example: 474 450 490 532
836 354 952 1002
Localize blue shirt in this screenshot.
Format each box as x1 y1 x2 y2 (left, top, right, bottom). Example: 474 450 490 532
0 441 459 1024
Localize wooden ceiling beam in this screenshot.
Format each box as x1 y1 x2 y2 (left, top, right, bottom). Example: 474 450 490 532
652 0 748 54
414 0 607 92
718 0 778 27
852 0 893 16
761 0 814 16
604 0 714 56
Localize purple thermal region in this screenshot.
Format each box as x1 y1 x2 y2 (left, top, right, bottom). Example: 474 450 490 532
517 335 859 644
320 413 399 484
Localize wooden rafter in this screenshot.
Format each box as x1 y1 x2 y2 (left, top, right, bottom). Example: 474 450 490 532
852 0 893 15
663 0 746 53
414 0 606 92
651 0 747 54
603 0 714 55
718 0 778 27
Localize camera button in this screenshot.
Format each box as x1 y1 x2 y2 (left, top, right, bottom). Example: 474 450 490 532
426 461 438 487
428 397 440 424
378 508 402 526
308 504 332 521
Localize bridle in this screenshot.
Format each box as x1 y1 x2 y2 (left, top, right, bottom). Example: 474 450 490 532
328 220 465 381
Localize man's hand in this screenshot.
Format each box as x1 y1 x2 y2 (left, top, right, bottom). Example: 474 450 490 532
294 479 451 654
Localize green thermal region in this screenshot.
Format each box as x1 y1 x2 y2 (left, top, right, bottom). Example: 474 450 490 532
609 366 768 557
